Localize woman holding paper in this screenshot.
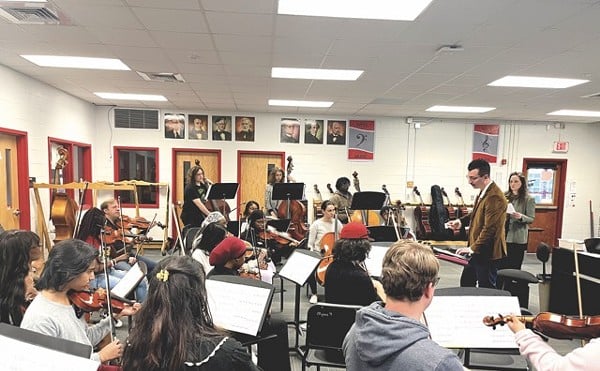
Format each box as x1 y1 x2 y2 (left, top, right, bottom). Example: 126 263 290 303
123 255 259 371
503 172 536 270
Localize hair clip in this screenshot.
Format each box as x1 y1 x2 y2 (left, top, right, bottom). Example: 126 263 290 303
156 269 169 282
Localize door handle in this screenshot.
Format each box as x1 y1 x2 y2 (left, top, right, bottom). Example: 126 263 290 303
12 209 21 216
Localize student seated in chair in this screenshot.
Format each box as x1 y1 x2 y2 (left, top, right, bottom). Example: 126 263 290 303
206 237 291 371
343 240 465 371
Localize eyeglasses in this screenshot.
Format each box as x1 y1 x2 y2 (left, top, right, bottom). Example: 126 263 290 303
466 175 482 181
432 277 441 287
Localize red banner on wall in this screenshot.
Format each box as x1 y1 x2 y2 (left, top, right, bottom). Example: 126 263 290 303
472 124 499 163
348 120 375 160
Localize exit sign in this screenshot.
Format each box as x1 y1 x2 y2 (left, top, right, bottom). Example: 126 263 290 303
553 141 569 153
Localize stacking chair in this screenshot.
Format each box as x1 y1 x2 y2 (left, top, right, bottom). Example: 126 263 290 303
302 302 361 371
435 287 529 371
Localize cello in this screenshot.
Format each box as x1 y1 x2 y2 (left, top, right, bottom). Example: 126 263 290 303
50 146 78 243
194 159 231 221
277 156 308 241
316 206 340 286
350 171 380 226
412 186 433 240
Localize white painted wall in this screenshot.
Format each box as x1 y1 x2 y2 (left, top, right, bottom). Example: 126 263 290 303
1 64 599 241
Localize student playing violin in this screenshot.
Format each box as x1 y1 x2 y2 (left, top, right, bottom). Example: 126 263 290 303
243 209 295 264
506 316 600 370
20 239 140 364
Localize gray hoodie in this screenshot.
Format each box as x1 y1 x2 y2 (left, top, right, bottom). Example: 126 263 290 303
343 302 464 371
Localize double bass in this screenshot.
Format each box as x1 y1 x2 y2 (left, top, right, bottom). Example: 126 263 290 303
350 171 380 226
277 156 308 241
50 146 78 242
193 159 231 221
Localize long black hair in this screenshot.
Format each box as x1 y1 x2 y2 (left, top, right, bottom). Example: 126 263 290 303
75 207 105 241
36 239 97 292
122 256 224 371
0 230 40 325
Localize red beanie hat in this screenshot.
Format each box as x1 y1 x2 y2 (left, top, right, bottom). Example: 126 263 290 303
340 222 369 239
209 237 247 266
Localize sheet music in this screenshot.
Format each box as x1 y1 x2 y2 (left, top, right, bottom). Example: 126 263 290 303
425 296 520 349
206 280 272 336
111 262 145 299
0 334 99 371
365 244 389 278
278 250 322 285
506 203 516 214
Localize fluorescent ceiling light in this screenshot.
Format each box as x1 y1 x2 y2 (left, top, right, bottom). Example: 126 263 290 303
2 0 47 2
21 55 130 70
268 99 333 108
488 75 589 89
272 67 363 81
94 92 167 101
277 0 433 21
547 109 600 118
426 105 495 113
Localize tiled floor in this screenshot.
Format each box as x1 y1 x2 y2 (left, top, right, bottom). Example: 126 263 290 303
118 249 581 371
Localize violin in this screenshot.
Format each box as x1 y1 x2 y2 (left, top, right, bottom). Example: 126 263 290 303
69 288 134 315
121 215 166 230
483 312 600 340
258 226 302 246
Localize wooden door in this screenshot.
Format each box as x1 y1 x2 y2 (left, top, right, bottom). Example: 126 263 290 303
173 149 221 225
237 151 285 216
0 133 20 230
523 158 567 252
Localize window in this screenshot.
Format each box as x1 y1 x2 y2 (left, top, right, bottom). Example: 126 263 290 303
526 167 556 205
114 147 159 207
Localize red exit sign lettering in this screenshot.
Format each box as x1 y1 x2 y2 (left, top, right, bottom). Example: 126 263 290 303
553 141 569 153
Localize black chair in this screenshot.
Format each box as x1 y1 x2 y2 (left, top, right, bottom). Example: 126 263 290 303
584 237 600 253
183 226 202 255
302 302 361 371
435 287 528 371
497 269 539 308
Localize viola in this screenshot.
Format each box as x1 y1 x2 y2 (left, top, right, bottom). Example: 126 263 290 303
483 312 600 340
69 288 134 315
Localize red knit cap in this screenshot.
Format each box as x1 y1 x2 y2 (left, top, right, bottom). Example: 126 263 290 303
209 237 247 266
340 222 369 239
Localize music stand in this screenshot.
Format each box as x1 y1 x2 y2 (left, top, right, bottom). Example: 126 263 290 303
266 218 291 233
350 191 386 225
207 183 239 216
272 182 305 218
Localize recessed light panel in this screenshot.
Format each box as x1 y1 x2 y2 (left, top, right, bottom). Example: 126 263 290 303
278 0 433 21
94 92 167 101
268 99 333 108
426 105 495 113
21 55 130 70
488 76 588 89
272 67 363 81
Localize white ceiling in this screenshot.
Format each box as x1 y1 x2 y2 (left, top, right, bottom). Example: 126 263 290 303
1 0 600 123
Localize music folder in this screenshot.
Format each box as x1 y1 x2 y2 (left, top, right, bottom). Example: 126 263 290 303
278 249 322 286
206 275 274 336
111 261 147 300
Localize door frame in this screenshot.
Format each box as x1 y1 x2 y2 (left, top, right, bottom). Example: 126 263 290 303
47 137 93 207
0 127 30 230
522 157 567 245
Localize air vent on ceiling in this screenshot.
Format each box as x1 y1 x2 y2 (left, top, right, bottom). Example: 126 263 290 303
136 71 185 83
0 3 66 24
114 108 159 129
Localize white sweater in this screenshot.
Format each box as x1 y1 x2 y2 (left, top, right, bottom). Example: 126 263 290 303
515 329 600 371
307 218 343 252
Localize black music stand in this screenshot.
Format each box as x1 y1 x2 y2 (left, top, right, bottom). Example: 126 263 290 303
277 249 322 356
207 183 238 216
350 191 386 224
266 218 291 233
272 182 305 218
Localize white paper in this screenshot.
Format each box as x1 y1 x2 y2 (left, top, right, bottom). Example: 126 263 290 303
278 250 322 285
111 262 145 299
206 280 272 336
365 244 389 278
0 334 99 371
506 203 515 214
425 296 520 349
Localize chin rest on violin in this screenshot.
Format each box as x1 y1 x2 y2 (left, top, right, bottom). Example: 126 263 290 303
483 312 600 340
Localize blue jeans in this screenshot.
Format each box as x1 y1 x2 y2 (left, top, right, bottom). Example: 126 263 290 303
114 254 157 279
93 267 148 302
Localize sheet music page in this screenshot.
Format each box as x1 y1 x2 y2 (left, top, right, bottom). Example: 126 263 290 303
506 203 516 214
278 250 321 285
365 244 389 278
206 280 272 336
425 296 520 348
111 262 144 298
0 334 99 371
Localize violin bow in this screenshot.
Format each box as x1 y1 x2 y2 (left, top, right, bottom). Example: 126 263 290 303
72 181 89 238
572 242 587 346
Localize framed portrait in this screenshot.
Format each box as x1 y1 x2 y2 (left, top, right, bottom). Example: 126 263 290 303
164 113 186 139
304 119 324 144
188 114 209 140
280 118 300 144
212 115 233 141
235 116 255 142
326 120 347 145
